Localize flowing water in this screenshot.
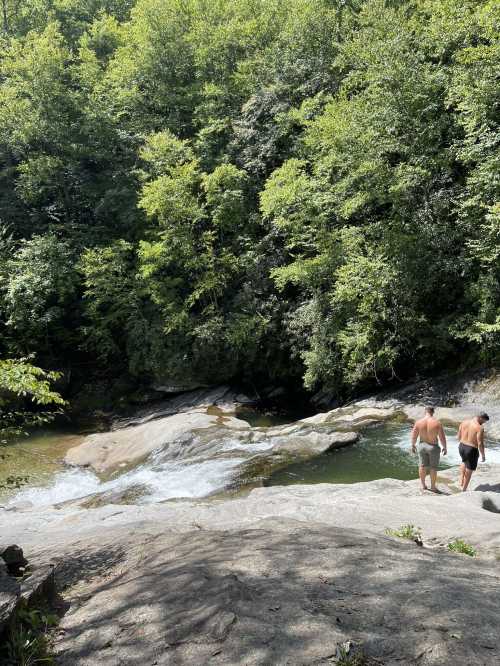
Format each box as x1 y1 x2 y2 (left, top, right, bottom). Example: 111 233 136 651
3 421 500 508
1 429 248 508
0 430 84 501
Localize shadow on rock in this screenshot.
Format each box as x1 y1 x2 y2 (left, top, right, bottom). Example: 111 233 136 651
50 521 500 666
476 483 500 494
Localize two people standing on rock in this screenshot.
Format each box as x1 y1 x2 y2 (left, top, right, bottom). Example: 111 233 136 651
411 407 489 492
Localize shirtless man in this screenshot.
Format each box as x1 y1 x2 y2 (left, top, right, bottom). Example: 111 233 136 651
411 406 447 492
457 413 489 491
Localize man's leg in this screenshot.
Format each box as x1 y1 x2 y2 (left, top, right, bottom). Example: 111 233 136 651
419 465 429 490
459 463 466 488
429 468 438 491
462 468 473 491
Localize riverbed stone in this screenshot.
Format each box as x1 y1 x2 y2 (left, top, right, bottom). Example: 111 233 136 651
66 411 221 473
268 430 359 456
5 464 500 557
300 405 397 426
3 462 500 664
65 402 364 478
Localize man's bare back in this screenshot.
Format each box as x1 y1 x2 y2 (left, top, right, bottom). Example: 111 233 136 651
458 419 483 448
413 415 445 445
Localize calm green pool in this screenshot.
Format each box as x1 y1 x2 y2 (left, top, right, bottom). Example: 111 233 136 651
265 423 464 487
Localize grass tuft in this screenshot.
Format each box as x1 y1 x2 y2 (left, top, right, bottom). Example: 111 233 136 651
334 642 366 665
385 524 422 541
447 539 476 557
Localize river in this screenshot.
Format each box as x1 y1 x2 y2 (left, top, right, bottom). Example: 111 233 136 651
3 421 500 508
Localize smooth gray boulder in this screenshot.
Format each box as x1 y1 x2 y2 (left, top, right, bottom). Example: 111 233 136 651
267 430 359 456
300 406 397 426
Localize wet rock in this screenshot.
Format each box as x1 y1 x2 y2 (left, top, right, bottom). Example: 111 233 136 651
66 411 221 473
300 406 397 426
268 430 359 456
327 431 360 447
65 399 365 478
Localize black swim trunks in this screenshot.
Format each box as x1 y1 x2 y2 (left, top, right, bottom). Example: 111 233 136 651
459 443 480 471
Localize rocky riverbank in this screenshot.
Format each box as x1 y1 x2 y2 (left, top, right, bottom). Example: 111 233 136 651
3 374 500 664
67 369 500 472
2 464 500 665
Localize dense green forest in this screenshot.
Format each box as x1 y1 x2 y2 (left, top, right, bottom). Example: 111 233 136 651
0 0 498 404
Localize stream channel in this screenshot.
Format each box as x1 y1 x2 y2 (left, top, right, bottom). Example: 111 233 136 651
3 417 500 508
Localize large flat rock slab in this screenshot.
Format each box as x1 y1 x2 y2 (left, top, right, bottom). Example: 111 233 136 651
5 464 500 559
48 522 500 666
4 466 500 665
64 406 362 478
65 411 221 473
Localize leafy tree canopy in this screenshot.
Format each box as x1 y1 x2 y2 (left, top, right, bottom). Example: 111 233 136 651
0 0 498 402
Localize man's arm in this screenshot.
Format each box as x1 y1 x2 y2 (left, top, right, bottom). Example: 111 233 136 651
438 423 447 455
478 426 486 462
457 423 463 443
411 423 419 452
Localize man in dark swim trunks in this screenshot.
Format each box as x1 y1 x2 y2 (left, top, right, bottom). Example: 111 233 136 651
457 413 489 491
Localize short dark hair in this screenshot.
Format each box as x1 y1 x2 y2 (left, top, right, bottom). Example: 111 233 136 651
478 412 490 422
425 406 435 415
